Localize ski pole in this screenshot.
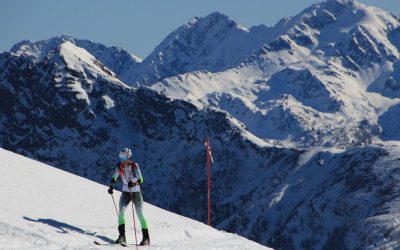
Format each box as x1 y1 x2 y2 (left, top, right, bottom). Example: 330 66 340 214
130 191 138 249
110 193 119 217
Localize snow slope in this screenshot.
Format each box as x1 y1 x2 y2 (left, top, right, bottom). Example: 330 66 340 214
0 148 269 250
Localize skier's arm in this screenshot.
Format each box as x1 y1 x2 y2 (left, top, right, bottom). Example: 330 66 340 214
108 165 119 194
111 164 120 183
134 164 144 185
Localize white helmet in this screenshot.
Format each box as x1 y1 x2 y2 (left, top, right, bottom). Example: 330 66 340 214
119 148 132 161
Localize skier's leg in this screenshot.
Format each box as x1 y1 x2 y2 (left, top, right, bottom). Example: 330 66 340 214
118 192 130 224
132 192 150 245
116 192 130 243
132 192 148 229
118 192 131 224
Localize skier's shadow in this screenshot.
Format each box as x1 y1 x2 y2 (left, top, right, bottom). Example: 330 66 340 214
23 216 114 243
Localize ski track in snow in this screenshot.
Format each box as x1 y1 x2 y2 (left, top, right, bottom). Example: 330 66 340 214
0 148 270 250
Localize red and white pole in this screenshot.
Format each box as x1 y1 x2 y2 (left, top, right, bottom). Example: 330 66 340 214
205 136 212 226
207 146 211 226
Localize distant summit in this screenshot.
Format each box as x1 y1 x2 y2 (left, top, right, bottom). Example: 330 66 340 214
124 10 273 85
10 35 142 82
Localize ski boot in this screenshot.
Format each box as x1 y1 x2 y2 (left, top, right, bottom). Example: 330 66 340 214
140 228 150 246
115 224 126 244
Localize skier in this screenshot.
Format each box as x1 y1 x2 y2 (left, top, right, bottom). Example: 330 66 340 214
107 148 150 246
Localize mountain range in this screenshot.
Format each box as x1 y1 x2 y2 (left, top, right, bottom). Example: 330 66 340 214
2 0 400 249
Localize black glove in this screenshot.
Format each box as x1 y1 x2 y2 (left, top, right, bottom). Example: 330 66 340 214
111 178 116 184
108 185 113 194
128 180 134 188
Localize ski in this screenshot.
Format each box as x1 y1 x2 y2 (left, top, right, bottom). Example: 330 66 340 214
94 240 152 247
93 241 128 246
94 240 115 246
120 242 151 247
120 243 140 247
94 241 140 247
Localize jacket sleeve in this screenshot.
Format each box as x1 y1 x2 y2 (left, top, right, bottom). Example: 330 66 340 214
111 164 119 183
134 163 144 184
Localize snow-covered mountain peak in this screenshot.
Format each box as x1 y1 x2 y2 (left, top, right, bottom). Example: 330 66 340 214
157 11 244 47
11 35 73 60
324 0 356 9
326 0 355 3
124 11 273 85
180 11 246 35
10 35 142 83
198 11 246 31
11 35 141 61
252 0 399 74
159 10 248 51
265 0 399 49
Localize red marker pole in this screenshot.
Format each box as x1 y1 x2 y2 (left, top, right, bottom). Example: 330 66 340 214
207 147 211 226
205 136 212 226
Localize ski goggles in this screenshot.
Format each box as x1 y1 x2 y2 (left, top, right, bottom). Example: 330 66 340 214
119 156 128 161
119 152 129 161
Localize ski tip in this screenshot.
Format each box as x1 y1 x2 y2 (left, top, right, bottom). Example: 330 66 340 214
94 240 119 246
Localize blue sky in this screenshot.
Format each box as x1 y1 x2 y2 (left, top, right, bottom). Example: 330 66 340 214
1 0 399 58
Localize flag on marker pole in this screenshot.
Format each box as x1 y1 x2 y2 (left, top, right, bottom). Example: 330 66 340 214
205 137 214 163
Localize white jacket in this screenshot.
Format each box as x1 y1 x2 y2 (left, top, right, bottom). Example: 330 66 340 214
112 161 143 192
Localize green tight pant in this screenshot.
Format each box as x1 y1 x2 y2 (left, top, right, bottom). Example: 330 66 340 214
118 192 148 229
